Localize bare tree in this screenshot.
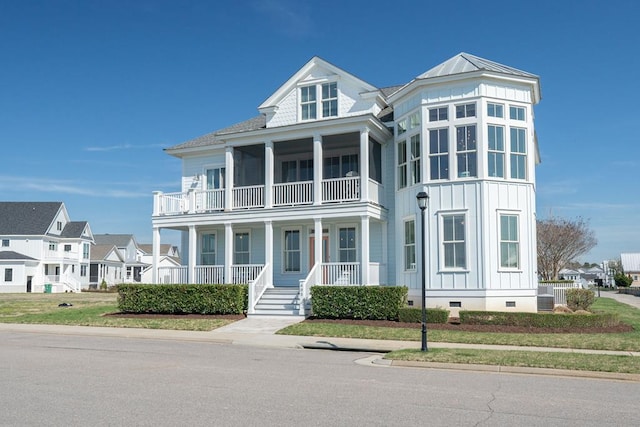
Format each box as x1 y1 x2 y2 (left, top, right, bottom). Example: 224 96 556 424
537 217 597 280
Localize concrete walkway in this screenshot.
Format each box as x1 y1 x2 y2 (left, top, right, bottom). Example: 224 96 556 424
598 290 640 309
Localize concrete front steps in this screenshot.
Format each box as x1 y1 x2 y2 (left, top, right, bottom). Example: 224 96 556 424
251 287 301 316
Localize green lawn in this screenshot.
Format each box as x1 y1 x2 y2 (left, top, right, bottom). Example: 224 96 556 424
278 297 640 352
0 293 236 331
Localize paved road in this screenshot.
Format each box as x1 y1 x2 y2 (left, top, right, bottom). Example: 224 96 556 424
1 331 639 426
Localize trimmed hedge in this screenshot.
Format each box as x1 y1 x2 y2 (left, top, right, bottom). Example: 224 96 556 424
459 310 620 328
398 307 450 324
117 284 248 314
566 288 595 311
311 286 407 320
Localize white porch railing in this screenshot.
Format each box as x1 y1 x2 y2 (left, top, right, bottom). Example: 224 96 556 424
196 189 225 212
233 185 264 208
248 264 271 315
273 181 313 206
322 176 360 202
367 179 382 205
230 264 264 284
157 192 188 215
540 281 581 305
320 262 361 285
194 266 225 284
298 263 320 315
158 266 188 284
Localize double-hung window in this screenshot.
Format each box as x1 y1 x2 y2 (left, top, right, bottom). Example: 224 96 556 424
83 243 90 259
404 219 416 270
410 134 421 185
1 239 8 247
338 227 356 262
488 125 505 178
321 82 338 117
510 127 527 179
429 128 449 180
443 214 466 269
201 234 216 265
500 215 519 268
234 232 250 265
283 230 301 272
397 140 407 189
456 125 477 178
4 268 13 282
300 85 317 120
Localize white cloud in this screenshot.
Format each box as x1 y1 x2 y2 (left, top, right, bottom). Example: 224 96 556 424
0 175 147 198
84 143 166 152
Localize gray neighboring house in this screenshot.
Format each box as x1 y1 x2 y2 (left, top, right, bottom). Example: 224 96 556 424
0 202 94 293
92 234 146 284
621 253 640 287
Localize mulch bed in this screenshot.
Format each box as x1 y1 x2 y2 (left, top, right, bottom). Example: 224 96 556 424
105 313 633 334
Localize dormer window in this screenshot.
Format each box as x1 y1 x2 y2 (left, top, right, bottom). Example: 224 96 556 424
300 82 338 121
57 221 63 231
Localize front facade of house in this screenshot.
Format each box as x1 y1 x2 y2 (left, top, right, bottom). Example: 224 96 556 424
151 53 541 315
93 234 146 284
0 202 94 293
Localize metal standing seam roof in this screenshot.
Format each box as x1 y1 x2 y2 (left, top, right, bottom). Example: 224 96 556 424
0 202 63 235
621 253 640 272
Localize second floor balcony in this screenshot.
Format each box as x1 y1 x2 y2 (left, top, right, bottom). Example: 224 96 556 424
154 175 384 216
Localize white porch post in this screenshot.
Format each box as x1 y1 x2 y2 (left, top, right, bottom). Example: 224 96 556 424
188 225 196 284
360 128 370 202
225 146 234 211
382 220 388 285
265 220 273 283
224 222 233 283
313 134 322 205
265 141 274 208
361 215 370 285
152 226 160 284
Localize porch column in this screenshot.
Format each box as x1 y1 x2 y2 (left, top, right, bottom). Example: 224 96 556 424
264 141 274 208
225 146 234 212
359 128 370 202
264 220 273 282
224 222 233 283
152 226 160 284
188 225 196 284
360 215 370 285
382 220 388 285
314 218 323 267
313 134 322 205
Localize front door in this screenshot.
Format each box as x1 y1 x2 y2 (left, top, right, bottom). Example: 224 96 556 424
27 276 32 293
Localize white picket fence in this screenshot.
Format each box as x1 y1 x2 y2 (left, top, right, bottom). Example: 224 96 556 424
539 281 581 305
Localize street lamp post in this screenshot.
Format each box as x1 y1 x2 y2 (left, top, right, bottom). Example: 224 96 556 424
416 191 429 352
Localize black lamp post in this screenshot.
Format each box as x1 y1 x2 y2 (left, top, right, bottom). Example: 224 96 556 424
416 191 429 352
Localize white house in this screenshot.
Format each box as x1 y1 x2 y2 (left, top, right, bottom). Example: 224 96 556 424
93 234 146 283
0 202 94 293
150 53 542 316
89 244 125 288
621 253 640 287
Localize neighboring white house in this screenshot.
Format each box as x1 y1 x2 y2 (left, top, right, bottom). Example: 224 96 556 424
93 234 146 284
138 244 181 283
89 244 125 288
0 202 94 293
150 53 542 316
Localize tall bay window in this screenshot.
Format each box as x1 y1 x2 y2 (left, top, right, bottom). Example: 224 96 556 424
443 214 466 269
410 134 421 185
397 140 407 189
510 127 527 179
429 128 449 180
488 125 505 178
456 125 477 178
404 219 416 270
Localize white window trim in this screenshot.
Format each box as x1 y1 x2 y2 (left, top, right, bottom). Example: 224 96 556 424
428 127 449 181
428 105 449 122
297 77 339 122
487 102 505 119
233 230 251 265
403 216 417 272
282 228 302 274
437 210 469 272
509 104 527 121
336 224 358 263
497 210 522 272
200 232 218 265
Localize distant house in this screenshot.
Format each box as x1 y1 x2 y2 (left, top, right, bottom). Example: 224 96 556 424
93 234 146 283
138 244 181 283
89 244 125 288
621 253 640 287
0 202 93 293
558 266 605 288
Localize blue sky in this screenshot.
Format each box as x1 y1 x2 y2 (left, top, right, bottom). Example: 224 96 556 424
1 0 638 263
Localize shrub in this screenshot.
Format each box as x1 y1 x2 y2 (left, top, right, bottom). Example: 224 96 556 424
99 279 107 291
566 288 595 311
117 284 248 314
398 307 449 324
614 273 633 288
459 310 620 328
553 305 573 314
310 286 407 320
